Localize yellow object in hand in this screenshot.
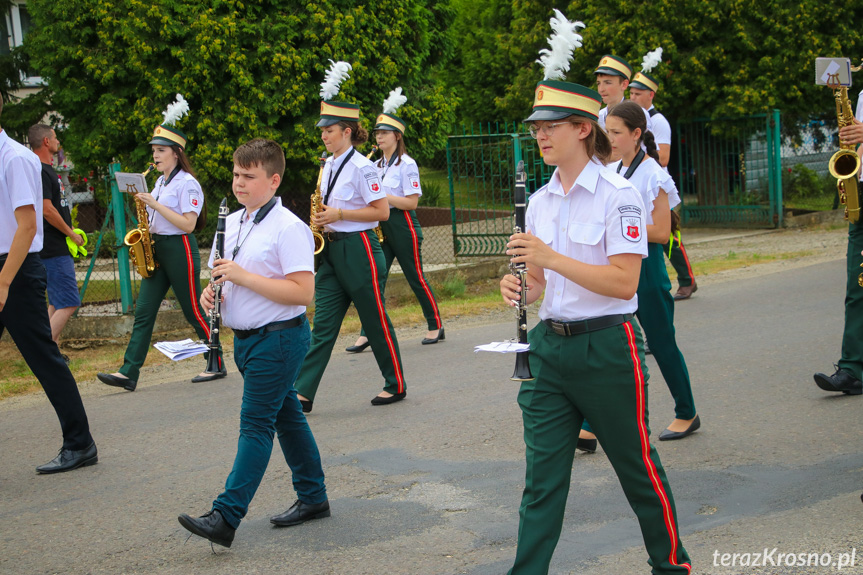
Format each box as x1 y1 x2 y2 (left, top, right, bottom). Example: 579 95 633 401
66 228 89 259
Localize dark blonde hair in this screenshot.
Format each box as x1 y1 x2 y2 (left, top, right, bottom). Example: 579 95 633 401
337 120 368 146
233 138 285 179
567 117 612 164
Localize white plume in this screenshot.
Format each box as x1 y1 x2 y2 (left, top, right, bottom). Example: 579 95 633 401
382 87 407 115
536 9 585 81
641 47 663 73
162 94 189 126
320 60 352 101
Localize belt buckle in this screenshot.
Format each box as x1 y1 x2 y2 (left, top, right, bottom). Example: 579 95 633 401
550 321 566 336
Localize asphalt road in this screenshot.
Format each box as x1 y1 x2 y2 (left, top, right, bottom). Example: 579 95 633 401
2 258 862 575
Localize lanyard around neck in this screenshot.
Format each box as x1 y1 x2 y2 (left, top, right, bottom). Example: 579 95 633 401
324 148 356 205
616 149 646 180
232 196 278 259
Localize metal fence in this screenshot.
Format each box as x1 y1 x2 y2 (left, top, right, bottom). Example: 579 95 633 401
778 118 842 215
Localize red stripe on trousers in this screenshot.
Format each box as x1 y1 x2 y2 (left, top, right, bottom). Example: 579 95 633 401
360 233 404 392
678 242 695 282
181 235 220 369
403 211 441 329
623 321 691 574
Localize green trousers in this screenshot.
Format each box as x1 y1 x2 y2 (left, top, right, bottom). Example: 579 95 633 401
295 230 406 400
661 237 694 288
360 209 441 335
839 221 863 379
120 234 222 381
510 320 691 575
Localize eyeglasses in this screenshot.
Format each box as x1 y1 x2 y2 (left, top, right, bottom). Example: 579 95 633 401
528 122 571 139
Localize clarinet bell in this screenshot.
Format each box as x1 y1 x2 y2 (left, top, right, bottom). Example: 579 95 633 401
511 351 535 381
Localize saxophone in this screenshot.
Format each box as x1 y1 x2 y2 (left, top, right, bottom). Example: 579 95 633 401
124 163 158 278
367 145 385 243
828 85 862 224
309 152 327 255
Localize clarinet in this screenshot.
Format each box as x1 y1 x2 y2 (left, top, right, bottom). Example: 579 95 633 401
511 161 534 381
204 198 229 374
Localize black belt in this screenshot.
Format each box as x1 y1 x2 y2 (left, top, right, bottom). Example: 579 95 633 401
543 314 632 336
324 230 369 242
233 315 305 340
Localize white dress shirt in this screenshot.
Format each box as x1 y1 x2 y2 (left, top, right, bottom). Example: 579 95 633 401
0 130 44 254
209 197 314 330
320 147 385 232
148 169 204 235
609 156 680 227
377 153 422 202
525 159 647 322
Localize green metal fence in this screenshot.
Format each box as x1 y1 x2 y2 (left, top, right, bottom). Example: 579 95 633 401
675 110 783 227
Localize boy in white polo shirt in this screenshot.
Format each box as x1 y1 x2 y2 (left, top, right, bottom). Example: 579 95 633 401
178 139 328 548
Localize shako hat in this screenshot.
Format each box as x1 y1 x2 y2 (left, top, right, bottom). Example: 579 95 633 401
375 87 407 134
524 10 601 123
594 55 633 80
149 94 189 149
629 48 663 92
317 60 360 127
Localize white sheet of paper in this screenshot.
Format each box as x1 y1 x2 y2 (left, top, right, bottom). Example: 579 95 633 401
153 338 208 361
821 60 841 84
474 341 530 354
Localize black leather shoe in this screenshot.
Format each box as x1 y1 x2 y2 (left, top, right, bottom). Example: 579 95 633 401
191 369 227 383
299 399 313 413
576 437 597 453
814 368 863 395
36 442 98 474
421 327 445 345
346 340 371 353
97 372 136 392
659 415 701 441
178 509 235 548
270 499 330 527
371 391 406 406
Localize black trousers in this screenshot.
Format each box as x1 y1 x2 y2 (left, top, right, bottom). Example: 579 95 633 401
0 253 92 450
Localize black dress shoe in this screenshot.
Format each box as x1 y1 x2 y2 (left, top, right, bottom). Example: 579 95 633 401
299 399 313 413
421 327 445 345
36 442 98 474
371 391 406 406
814 368 863 395
345 340 371 353
576 437 597 453
178 509 235 548
270 499 330 527
97 372 136 392
658 415 701 441
191 369 227 383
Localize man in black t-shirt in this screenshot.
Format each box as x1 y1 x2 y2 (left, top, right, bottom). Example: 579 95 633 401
29 124 83 356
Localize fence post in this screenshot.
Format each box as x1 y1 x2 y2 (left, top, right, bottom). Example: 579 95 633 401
108 163 134 312
446 139 458 257
771 109 783 227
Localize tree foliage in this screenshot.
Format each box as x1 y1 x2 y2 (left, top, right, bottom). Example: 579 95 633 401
447 0 863 126
21 0 457 206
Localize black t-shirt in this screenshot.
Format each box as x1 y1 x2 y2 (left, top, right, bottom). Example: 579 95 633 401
40 163 73 259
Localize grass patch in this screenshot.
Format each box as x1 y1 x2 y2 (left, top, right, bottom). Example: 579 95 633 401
672 249 817 278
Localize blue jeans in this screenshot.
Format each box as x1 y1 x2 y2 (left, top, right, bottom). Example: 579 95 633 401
212 316 327 528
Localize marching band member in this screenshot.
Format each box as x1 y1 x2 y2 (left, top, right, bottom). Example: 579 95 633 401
97 95 224 391
606 101 700 440
499 11 691 573
294 61 408 412
178 139 328 547
629 50 698 301
347 88 443 353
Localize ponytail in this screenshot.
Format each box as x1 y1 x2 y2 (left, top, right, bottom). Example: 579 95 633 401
643 130 660 163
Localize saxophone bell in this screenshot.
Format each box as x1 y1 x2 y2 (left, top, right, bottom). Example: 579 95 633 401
828 84 862 223
310 152 327 255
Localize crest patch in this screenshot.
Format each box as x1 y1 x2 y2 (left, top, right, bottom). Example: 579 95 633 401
621 216 642 242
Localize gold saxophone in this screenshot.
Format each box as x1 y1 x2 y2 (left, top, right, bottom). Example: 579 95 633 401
124 163 158 278
367 145 385 244
829 85 862 224
309 152 327 255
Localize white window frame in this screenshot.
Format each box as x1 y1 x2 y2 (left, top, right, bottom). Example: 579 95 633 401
8 1 43 87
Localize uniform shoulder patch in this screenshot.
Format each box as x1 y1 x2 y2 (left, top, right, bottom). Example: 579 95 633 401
362 167 382 194
621 214 642 242
407 171 421 190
